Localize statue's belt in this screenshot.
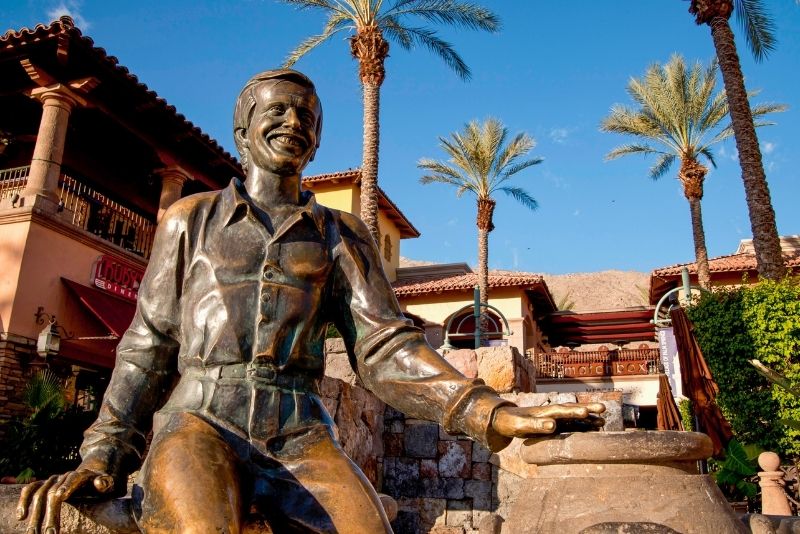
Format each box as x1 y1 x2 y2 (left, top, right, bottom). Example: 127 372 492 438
182 363 321 392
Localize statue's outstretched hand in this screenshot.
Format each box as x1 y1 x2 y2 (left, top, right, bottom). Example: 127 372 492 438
492 402 606 438
17 461 115 534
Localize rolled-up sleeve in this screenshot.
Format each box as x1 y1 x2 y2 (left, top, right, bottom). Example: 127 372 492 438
79 202 188 476
329 211 515 452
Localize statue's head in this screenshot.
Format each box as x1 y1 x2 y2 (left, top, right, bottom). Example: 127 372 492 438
233 69 323 175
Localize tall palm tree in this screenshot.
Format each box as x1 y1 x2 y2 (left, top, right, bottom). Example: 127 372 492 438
688 0 786 279
601 55 783 289
418 118 542 306
281 0 499 244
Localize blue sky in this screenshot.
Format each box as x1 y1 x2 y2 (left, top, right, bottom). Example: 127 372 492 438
5 1 799 274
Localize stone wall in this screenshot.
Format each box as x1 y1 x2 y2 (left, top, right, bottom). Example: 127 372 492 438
0 335 35 429
324 339 580 534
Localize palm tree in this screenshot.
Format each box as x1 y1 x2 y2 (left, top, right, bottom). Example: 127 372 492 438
601 55 783 289
688 0 786 279
281 0 499 244
418 118 542 306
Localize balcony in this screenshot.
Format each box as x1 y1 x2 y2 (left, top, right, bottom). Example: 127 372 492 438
0 165 156 259
533 348 661 380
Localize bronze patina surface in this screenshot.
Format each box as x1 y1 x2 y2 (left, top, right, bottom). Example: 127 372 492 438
18 70 603 534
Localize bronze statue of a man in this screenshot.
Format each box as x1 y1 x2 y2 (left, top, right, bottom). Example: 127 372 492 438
18 70 603 533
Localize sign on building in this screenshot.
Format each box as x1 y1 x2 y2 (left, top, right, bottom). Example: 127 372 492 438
92 255 143 301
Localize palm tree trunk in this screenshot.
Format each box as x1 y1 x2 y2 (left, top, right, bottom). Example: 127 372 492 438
688 196 712 290
360 81 381 244
680 159 711 290
351 26 389 245
707 17 786 280
476 198 496 306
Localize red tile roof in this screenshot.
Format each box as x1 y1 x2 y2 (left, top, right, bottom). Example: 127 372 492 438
393 270 546 296
649 251 800 304
1 16 241 178
302 169 420 238
652 252 800 277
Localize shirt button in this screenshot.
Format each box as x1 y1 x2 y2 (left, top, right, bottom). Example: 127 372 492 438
261 292 270 302
263 269 274 280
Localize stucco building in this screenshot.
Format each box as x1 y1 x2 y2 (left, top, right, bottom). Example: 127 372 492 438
0 16 242 423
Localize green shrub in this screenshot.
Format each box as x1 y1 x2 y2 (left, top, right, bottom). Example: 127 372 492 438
0 371 97 481
687 277 800 457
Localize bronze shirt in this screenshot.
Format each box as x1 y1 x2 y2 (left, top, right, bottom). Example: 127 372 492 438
80 179 513 477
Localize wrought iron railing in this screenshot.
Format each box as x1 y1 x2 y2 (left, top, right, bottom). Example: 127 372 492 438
0 165 156 258
0 165 29 201
533 348 661 379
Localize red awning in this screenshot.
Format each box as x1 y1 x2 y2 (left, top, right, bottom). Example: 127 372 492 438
61 278 136 337
59 338 117 369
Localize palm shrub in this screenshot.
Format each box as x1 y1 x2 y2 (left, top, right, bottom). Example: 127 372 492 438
0 371 96 481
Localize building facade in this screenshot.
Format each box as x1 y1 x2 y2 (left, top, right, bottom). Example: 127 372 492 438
0 16 242 423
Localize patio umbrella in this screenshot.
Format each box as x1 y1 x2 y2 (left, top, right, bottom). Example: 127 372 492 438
670 306 733 457
656 373 684 431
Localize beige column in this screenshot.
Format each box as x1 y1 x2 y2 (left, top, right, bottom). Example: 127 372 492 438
22 86 84 204
758 451 792 516
156 166 191 222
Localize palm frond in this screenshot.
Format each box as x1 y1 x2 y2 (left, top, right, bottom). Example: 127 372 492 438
280 0 343 11
499 157 543 180
648 153 676 180
381 15 413 49
751 102 788 118
733 0 776 62
416 158 464 181
600 106 662 139
698 147 717 169
498 187 537 211
707 125 735 146
604 143 662 161
390 25 470 79
283 12 349 66
493 131 534 176
419 118 540 215
383 0 500 32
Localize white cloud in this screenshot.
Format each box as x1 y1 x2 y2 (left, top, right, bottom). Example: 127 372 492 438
573 209 581 217
47 1 90 29
762 141 776 155
548 127 576 145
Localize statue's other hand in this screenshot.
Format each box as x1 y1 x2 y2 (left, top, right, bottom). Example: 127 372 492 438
17 465 114 534
492 402 606 438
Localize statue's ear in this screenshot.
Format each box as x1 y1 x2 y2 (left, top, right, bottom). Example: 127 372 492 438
234 128 248 153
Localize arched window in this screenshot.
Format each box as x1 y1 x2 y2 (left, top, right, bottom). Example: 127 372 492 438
445 308 503 349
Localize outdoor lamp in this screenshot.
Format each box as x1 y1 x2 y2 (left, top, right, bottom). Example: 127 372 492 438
36 319 60 358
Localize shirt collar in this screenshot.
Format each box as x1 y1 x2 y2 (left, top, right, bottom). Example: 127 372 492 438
220 178 326 236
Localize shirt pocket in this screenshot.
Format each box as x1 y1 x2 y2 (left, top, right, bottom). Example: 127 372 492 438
280 240 330 279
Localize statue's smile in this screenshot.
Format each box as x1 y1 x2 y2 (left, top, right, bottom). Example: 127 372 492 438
267 130 308 153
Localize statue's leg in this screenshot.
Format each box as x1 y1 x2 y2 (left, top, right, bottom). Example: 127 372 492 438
133 412 243 534
258 426 392 534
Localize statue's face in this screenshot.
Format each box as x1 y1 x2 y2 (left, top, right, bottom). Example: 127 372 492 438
244 80 321 175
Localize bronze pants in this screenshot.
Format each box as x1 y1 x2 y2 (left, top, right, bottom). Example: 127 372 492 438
131 412 392 533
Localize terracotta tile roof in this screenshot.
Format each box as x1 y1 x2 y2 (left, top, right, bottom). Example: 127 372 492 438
302 169 420 238
393 270 545 296
652 252 800 277
1 16 241 177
